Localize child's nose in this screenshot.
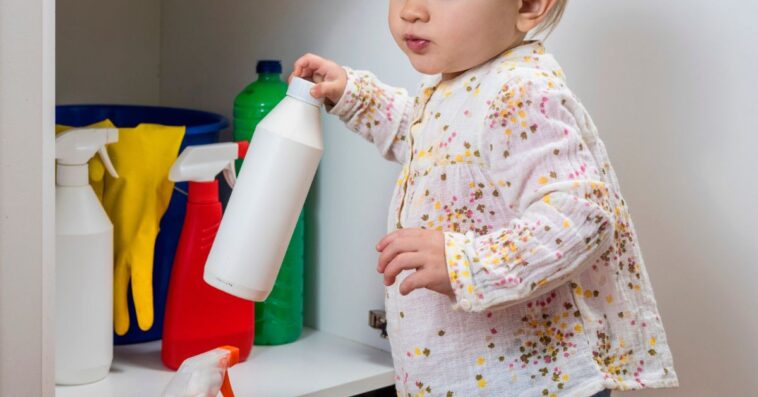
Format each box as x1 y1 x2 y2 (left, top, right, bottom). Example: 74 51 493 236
400 0 430 23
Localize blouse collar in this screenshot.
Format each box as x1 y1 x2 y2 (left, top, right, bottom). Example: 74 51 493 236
411 41 559 124
416 40 555 101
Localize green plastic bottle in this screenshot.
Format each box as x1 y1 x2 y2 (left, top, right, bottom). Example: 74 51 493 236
233 60 305 345
233 60 288 172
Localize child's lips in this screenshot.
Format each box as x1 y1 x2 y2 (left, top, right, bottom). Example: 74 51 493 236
404 35 430 54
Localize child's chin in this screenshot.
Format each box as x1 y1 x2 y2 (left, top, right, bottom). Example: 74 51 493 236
407 56 445 76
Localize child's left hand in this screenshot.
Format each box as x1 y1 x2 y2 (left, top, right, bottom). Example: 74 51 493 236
376 228 454 297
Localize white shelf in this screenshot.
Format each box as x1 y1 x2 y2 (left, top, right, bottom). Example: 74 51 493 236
55 328 394 397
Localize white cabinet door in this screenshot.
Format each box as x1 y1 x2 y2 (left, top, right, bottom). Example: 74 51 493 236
0 0 55 396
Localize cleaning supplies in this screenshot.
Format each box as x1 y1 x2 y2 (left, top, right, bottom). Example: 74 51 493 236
204 77 323 302
108 124 185 336
55 127 119 385
55 119 116 201
233 60 288 173
253 224 305 345
233 59 306 345
57 104 227 345
162 142 254 370
163 346 240 397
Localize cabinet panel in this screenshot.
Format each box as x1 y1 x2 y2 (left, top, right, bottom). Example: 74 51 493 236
0 0 55 396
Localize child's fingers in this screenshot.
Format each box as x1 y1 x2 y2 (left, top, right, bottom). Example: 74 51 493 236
293 53 321 76
292 61 316 81
296 66 316 80
383 252 423 286
377 234 416 272
310 81 342 100
294 53 337 82
399 270 428 296
309 83 323 98
310 62 339 85
377 228 407 252
377 228 425 252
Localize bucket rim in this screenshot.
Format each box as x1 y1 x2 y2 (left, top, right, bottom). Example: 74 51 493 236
55 104 229 135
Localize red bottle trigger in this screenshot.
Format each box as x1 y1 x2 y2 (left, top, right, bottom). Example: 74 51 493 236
237 141 250 160
219 345 239 397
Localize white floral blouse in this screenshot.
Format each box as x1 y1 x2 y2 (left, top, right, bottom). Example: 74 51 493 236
329 41 679 397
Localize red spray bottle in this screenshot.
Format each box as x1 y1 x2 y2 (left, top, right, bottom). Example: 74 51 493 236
162 141 253 370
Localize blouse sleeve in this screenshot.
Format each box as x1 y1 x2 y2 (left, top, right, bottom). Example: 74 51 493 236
328 67 414 164
444 76 616 313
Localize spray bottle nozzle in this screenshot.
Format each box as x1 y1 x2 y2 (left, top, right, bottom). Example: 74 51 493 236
55 128 119 186
169 141 249 188
162 346 240 397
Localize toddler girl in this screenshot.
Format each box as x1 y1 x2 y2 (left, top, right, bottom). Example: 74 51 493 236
292 1 679 395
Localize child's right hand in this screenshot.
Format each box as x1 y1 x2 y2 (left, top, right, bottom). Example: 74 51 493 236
290 53 347 107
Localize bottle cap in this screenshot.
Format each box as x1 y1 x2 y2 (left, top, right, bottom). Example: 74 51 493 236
287 77 323 107
256 60 282 74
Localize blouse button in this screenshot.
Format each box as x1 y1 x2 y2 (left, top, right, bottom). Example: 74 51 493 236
459 298 472 311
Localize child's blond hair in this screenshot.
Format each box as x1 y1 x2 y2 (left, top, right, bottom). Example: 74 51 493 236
532 0 567 38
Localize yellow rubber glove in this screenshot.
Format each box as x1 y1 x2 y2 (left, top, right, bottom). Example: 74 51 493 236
104 123 185 335
56 119 115 200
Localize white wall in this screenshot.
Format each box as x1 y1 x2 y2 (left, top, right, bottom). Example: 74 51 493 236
56 0 161 105
547 2 758 396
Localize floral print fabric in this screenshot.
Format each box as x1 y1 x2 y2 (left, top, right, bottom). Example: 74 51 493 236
329 41 678 397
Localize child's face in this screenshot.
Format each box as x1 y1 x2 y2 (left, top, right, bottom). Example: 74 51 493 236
389 0 523 79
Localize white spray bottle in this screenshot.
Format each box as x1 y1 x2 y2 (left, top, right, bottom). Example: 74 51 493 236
204 77 323 301
55 127 119 385
163 346 240 397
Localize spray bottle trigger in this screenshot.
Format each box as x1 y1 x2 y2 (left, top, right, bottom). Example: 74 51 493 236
219 371 235 397
222 141 249 189
218 345 239 397
237 141 250 160
222 161 237 189
98 146 119 178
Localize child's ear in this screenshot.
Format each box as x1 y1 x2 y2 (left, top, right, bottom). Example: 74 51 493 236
516 0 558 34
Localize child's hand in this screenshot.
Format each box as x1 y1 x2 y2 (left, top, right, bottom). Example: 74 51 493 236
290 53 347 107
376 228 454 298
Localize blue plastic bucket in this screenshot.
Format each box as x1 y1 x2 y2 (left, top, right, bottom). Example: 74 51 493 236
56 104 228 344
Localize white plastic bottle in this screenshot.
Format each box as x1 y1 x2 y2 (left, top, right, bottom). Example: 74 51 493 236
55 128 119 385
204 77 323 301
